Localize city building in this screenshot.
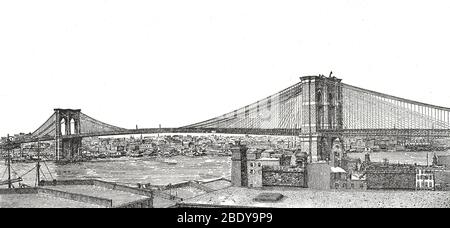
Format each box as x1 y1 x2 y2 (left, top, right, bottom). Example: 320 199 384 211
416 169 435 190
246 153 262 188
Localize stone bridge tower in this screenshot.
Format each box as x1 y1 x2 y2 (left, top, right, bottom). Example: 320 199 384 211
299 75 343 164
54 109 82 161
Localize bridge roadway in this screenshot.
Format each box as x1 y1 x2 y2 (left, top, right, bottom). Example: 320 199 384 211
3 128 450 148
65 128 303 139
320 128 450 138
1 128 302 147
59 128 450 139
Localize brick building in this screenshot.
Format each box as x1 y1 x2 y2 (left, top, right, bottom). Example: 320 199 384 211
365 163 416 190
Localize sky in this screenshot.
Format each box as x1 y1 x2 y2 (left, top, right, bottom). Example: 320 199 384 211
1 0 450 136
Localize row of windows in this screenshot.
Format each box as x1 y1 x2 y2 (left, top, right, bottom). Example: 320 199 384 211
249 169 262 175
334 182 365 189
249 162 262 168
416 182 434 188
416 175 434 180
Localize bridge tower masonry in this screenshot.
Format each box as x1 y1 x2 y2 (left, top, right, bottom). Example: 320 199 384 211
299 75 344 164
54 109 82 161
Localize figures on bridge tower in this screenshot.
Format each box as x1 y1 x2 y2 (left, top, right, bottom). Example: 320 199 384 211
299 75 344 163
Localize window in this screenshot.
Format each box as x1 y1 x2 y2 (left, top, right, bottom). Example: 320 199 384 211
70 119 76 135
60 118 66 135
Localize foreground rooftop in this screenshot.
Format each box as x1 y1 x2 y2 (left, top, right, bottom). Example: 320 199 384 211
0 193 102 208
1 179 153 208
181 187 450 208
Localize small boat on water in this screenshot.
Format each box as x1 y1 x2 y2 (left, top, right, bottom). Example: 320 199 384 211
130 153 144 158
161 159 178 165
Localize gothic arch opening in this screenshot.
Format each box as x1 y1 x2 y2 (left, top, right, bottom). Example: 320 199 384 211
317 90 323 128
319 137 328 161
328 93 334 104
328 93 335 129
332 138 343 161
317 91 322 103
60 118 66 136
70 118 76 135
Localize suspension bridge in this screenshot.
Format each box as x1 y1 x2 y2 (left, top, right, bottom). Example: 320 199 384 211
1 74 450 162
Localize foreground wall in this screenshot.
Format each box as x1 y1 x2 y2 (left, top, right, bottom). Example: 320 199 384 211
366 170 415 190
262 166 306 187
306 163 332 190
435 169 450 191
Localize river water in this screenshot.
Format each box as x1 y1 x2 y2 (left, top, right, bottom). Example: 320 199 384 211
0 156 231 187
2 150 450 188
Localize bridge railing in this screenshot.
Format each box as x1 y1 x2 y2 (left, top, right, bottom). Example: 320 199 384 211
67 128 303 138
320 128 450 137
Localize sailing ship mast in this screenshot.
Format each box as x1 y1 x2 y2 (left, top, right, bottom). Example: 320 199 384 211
7 134 11 188
36 140 41 186
1 134 21 188
0 135 50 188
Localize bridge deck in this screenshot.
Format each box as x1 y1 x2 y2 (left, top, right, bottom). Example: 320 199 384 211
320 129 450 137
3 128 450 148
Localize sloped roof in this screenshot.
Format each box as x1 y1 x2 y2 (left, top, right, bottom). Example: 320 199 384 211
331 167 346 173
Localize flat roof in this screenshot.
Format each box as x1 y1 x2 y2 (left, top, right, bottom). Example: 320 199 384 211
202 180 232 191
153 196 177 208
182 187 450 208
46 185 148 207
163 186 206 200
0 193 101 208
331 167 346 173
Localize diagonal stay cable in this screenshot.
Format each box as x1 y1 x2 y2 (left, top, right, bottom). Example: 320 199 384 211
19 166 36 178
31 113 56 137
43 161 54 180
10 166 20 178
1 167 7 180
40 170 48 181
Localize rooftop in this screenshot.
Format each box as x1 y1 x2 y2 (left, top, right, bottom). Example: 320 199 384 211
45 185 148 207
0 192 101 208
182 187 450 208
0 179 153 208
